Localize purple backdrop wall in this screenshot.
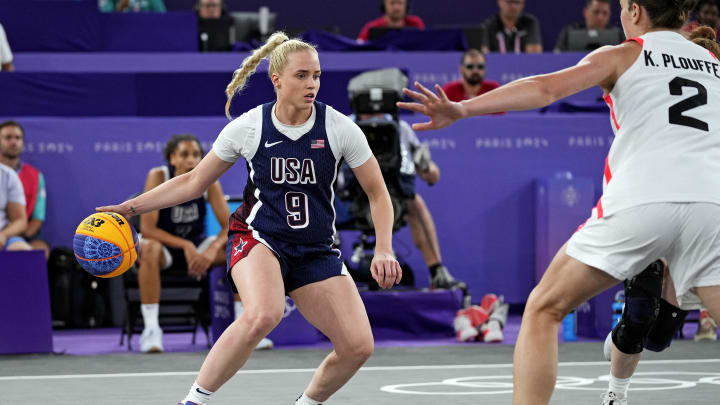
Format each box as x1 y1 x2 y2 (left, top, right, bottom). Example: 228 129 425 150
0 113 613 303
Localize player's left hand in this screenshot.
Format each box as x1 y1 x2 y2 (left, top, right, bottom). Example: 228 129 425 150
397 82 466 131
371 251 402 289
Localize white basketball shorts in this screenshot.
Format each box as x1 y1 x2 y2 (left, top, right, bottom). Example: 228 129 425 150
567 202 720 310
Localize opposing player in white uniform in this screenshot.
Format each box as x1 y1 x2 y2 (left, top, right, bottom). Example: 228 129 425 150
99 32 401 405
398 1 720 404
598 26 720 405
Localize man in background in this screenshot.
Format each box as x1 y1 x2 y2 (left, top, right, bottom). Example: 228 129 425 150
196 0 234 51
554 0 624 52
442 49 502 110
197 0 222 19
357 0 425 42
481 0 542 54
0 121 49 257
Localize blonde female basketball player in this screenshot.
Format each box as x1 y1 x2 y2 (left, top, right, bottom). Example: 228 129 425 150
98 32 401 405
398 1 720 404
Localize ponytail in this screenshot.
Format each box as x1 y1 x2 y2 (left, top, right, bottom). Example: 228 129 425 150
224 32 289 119
689 25 720 59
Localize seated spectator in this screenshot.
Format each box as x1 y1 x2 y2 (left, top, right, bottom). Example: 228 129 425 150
99 0 166 13
684 0 719 38
0 163 31 251
196 0 234 52
357 0 425 42
441 49 504 114
481 0 542 54
554 0 624 52
0 121 50 258
197 0 222 19
136 134 228 353
0 23 14 72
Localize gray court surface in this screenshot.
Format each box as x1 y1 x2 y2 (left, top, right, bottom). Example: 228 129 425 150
1 341 718 404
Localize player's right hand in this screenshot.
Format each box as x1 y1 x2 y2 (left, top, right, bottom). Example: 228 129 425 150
370 251 402 289
95 202 134 219
396 82 466 131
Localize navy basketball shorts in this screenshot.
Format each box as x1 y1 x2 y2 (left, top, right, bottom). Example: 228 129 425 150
398 173 416 199
225 217 348 294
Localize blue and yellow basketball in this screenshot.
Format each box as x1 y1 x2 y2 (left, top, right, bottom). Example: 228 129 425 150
73 212 139 278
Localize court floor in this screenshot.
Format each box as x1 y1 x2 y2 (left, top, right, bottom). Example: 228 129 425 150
2 340 718 404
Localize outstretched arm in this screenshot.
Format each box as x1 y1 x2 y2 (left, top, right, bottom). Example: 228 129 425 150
97 151 234 218
397 43 640 131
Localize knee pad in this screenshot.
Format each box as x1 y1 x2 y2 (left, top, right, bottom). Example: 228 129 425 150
611 260 664 354
611 295 659 354
645 298 688 352
625 260 664 297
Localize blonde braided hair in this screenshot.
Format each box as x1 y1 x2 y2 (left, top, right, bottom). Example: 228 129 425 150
224 32 318 119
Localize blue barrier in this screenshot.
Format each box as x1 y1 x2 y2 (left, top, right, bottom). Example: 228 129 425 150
0 251 53 354
8 52 603 116
534 174 595 283
0 1 197 52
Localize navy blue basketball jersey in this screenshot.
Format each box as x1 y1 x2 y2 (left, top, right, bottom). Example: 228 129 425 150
157 165 207 245
235 101 342 245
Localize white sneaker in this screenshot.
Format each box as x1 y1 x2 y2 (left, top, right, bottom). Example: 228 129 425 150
140 326 164 353
481 320 504 343
694 310 718 341
601 391 627 405
457 325 479 342
453 313 479 342
255 337 274 350
603 331 613 361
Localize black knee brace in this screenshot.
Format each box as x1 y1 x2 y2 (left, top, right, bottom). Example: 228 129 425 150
611 260 664 355
645 298 688 352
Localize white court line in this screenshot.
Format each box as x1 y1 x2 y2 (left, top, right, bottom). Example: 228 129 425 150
1 359 719 381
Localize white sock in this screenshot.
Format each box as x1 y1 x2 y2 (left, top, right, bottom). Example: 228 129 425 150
141 303 159 329
608 375 631 397
234 301 244 321
295 393 322 405
183 381 214 404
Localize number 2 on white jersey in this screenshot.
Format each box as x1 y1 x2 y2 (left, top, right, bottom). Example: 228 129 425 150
668 76 709 132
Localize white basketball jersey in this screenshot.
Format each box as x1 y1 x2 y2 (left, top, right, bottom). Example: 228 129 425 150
595 31 720 219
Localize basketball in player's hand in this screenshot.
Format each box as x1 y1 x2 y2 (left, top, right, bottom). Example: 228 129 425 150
73 212 139 278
